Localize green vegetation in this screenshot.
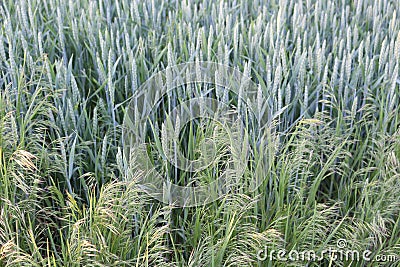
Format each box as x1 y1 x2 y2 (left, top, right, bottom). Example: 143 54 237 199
0 0 399 266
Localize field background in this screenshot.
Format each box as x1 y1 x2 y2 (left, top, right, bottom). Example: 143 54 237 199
0 0 399 266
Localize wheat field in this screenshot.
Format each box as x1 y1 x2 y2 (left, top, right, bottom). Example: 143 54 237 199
0 0 399 266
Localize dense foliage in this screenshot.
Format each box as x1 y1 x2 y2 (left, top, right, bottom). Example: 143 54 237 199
0 0 399 266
